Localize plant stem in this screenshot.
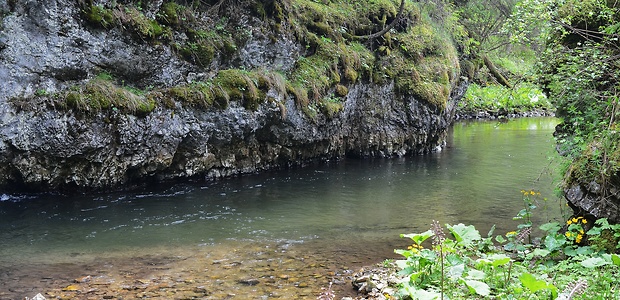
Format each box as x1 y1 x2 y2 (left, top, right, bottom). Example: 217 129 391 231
440 244 444 300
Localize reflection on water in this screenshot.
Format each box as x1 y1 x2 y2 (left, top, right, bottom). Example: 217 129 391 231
0 117 563 298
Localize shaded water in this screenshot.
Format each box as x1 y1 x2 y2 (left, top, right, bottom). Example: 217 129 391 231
0 117 563 299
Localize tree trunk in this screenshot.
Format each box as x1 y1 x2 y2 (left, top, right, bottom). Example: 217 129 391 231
483 55 512 88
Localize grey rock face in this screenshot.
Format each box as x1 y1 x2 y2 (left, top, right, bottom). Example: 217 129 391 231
0 0 465 191
0 0 194 100
0 83 458 190
565 182 620 223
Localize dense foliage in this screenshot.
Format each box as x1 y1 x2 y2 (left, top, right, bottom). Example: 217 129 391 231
536 0 620 194
453 0 550 116
391 191 620 299
458 82 551 115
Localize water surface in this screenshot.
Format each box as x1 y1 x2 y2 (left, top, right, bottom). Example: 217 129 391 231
0 117 564 299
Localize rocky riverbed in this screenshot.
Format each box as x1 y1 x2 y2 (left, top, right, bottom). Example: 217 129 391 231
3 238 409 300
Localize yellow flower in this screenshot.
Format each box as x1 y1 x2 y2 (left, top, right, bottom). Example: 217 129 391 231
408 245 413 250
565 232 572 238
531 191 536 195
582 219 587 224
567 219 573 225
572 218 578 223
579 229 584 234
506 231 517 236
576 234 583 243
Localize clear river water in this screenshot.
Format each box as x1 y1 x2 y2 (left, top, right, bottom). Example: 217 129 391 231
0 117 565 299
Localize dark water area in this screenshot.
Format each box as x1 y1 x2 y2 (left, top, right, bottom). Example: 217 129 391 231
0 117 564 299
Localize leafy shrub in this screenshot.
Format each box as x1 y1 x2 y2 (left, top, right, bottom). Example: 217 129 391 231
458 82 552 114
390 191 620 299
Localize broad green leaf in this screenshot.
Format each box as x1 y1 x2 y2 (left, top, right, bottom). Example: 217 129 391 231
410 288 441 300
475 258 491 267
612 254 620 266
448 264 465 279
448 223 481 247
544 234 565 252
400 282 441 299
446 253 464 266
575 246 594 256
487 254 511 267
401 230 434 245
540 222 561 233
464 279 491 296
495 235 506 243
394 259 408 270
519 273 553 293
467 269 486 280
581 257 609 268
563 246 577 257
531 248 551 258
487 224 496 237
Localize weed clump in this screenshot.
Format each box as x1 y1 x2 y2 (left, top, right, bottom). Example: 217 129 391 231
61 78 155 116
387 191 620 299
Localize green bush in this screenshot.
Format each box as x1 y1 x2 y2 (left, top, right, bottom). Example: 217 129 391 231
389 191 620 299
459 82 551 114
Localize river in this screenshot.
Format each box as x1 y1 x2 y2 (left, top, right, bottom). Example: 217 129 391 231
0 117 564 299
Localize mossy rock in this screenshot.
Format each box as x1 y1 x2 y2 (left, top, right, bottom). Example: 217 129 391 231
83 4 116 28
335 84 348 97
213 70 264 110
158 2 186 26
178 42 215 67
212 86 230 109
61 79 156 115
320 101 343 119
410 81 449 110
344 67 359 83
462 60 477 80
125 7 165 39
169 83 215 108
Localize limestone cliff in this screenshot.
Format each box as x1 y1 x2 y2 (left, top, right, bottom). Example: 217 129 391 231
0 0 466 191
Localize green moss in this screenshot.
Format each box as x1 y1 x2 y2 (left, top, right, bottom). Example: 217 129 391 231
320 101 343 119
64 91 87 111
212 70 265 110
309 22 333 37
125 7 165 39
178 42 215 67
463 60 477 80
169 82 215 108
83 4 116 28
212 85 230 109
288 83 310 107
384 48 456 110
158 2 184 26
60 79 156 115
318 94 344 119
344 67 359 83
72 0 461 118
95 71 114 81
335 84 348 97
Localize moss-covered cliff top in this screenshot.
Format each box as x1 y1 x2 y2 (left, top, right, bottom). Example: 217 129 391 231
11 0 463 116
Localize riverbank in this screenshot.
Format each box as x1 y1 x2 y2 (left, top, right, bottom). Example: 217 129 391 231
455 108 555 121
